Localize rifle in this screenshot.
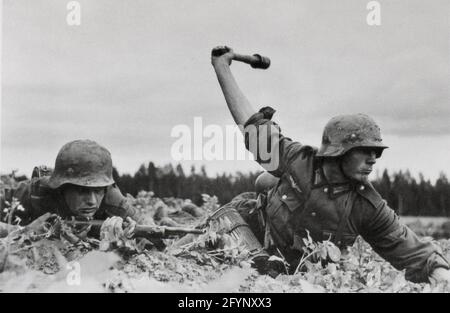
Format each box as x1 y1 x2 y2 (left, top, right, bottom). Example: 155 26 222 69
65 219 205 240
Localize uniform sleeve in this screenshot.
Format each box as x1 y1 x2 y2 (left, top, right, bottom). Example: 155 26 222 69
102 184 149 224
243 107 304 177
359 199 450 283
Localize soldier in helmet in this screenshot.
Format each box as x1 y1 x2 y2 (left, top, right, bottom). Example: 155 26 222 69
1 140 143 240
211 46 450 283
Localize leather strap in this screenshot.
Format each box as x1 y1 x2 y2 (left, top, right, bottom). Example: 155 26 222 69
334 191 357 246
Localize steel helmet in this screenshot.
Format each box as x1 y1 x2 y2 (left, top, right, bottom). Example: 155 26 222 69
316 114 388 158
48 140 115 189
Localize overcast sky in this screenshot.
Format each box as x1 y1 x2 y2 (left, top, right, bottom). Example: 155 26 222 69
1 0 449 181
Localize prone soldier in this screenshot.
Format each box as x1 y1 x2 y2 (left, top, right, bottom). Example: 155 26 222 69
0 139 145 242
210 46 450 283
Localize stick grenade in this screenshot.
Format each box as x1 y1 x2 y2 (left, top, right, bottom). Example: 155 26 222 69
212 47 271 69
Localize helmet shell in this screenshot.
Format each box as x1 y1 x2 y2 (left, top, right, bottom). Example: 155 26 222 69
317 114 388 158
48 140 114 189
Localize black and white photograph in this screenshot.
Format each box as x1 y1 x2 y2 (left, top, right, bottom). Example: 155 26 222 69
1 0 449 297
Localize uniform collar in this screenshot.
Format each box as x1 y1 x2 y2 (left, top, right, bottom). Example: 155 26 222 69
312 166 363 199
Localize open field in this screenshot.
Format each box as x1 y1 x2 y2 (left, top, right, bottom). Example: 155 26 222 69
400 216 450 239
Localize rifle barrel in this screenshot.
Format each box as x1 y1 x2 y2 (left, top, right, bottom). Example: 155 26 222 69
65 219 204 238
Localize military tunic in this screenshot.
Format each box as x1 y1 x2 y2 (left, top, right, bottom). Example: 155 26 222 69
241 107 449 283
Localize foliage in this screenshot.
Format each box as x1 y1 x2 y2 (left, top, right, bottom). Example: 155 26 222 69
1 189 450 292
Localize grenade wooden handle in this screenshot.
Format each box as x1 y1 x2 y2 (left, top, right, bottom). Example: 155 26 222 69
212 47 271 69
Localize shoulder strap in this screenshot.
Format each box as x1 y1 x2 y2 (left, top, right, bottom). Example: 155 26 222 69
356 182 384 209
334 191 357 246
311 159 329 189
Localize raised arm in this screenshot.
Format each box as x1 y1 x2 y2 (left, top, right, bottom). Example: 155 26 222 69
211 46 256 126
211 45 308 175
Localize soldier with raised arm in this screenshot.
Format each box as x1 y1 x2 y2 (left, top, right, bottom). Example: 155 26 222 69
211 45 450 283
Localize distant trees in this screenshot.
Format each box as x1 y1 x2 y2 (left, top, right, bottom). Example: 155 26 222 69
114 164 450 217
372 170 450 217
113 163 258 205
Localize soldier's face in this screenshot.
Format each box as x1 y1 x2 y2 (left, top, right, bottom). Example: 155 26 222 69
341 148 378 182
62 185 106 218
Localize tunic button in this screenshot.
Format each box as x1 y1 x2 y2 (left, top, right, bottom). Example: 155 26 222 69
311 212 316 217
323 187 328 193
281 194 287 200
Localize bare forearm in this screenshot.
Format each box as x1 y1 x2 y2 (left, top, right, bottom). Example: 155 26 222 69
213 61 256 126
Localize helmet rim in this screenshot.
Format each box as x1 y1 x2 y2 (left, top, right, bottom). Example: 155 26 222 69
317 114 388 158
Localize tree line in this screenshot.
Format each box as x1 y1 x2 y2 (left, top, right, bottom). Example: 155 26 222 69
372 170 450 217
113 162 450 217
112 163 259 206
